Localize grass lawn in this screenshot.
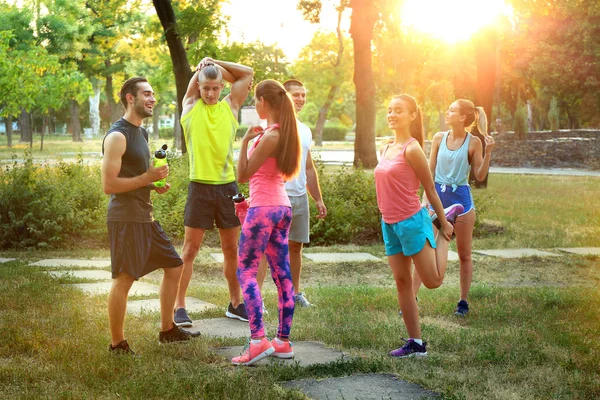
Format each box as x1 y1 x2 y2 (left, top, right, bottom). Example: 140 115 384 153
0 140 599 398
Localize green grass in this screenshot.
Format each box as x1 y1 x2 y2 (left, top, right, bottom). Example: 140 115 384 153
1 249 599 399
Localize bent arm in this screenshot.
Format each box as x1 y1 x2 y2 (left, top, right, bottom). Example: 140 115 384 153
101 132 151 194
471 137 492 181
406 143 445 223
237 132 279 183
213 59 253 114
182 70 202 111
422 133 442 206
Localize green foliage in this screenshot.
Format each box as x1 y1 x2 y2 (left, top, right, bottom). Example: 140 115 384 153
150 155 189 240
316 125 348 141
159 127 175 139
0 151 106 249
513 98 528 140
548 96 560 132
236 125 248 139
308 164 381 245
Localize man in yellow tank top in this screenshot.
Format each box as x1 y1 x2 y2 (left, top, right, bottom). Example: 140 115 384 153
175 57 254 326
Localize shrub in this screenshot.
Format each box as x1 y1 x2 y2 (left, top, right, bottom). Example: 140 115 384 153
307 163 381 245
548 97 560 132
236 125 248 139
321 125 348 141
159 127 174 139
0 151 107 249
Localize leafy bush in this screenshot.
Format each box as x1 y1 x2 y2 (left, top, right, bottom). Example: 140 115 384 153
307 163 381 245
159 127 174 139
548 97 560 132
0 152 107 249
321 125 348 141
236 125 248 139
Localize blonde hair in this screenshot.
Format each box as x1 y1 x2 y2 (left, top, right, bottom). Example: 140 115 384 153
255 79 301 180
456 99 489 137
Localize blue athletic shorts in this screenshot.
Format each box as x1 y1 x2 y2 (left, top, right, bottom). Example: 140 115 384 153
381 208 436 257
431 183 474 216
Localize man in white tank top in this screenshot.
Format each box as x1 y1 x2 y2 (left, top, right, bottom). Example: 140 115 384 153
257 79 327 308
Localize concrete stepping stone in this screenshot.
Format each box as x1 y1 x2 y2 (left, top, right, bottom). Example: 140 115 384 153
210 253 224 263
0 258 16 263
30 259 111 268
67 281 159 296
187 317 251 338
472 249 560 258
127 297 218 315
303 253 382 263
557 247 600 256
46 270 112 280
217 341 347 367
447 250 459 261
281 373 438 399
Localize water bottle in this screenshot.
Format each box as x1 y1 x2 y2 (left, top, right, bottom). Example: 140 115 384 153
153 144 168 187
232 193 249 226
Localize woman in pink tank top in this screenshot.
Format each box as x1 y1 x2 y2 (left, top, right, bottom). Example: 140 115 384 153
232 79 301 366
374 94 462 358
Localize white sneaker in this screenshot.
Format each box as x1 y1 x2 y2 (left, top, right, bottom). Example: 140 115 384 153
294 292 311 308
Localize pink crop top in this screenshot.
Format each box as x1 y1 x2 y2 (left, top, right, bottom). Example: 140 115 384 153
247 124 291 208
374 138 422 223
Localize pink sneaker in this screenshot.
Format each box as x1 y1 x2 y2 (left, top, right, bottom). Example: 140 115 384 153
271 338 294 359
231 338 274 366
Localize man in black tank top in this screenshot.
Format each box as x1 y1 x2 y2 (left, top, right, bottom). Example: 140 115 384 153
101 77 199 354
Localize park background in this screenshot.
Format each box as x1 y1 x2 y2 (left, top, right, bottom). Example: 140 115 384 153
0 1 599 399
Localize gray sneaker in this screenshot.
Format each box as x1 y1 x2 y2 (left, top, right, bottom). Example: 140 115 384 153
225 302 249 322
174 308 193 327
294 292 311 308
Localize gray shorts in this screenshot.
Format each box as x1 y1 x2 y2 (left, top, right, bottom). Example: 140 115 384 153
289 193 310 243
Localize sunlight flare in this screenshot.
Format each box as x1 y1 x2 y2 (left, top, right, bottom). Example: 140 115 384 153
400 0 512 43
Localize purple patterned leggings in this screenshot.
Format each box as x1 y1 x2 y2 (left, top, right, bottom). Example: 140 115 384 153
237 206 295 339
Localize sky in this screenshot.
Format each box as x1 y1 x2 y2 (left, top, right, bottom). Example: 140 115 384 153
219 0 349 61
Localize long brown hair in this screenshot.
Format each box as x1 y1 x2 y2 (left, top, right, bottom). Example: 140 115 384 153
255 79 301 180
393 94 424 148
456 99 489 137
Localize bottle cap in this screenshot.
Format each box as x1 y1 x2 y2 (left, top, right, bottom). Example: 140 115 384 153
155 144 168 159
232 193 246 203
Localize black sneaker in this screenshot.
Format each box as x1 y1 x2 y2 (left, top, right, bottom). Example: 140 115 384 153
109 340 136 355
174 308 193 327
225 302 249 322
159 324 201 343
454 300 469 317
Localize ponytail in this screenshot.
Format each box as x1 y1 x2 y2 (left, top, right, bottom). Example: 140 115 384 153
456 99 488 136
474 106 489 137
394 94 424 148
255 79 301 180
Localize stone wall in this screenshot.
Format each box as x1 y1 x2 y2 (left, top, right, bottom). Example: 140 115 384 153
420 130 600 170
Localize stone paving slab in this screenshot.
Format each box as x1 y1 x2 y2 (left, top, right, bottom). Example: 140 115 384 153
217 341 347 367
447 250 459 261
210 253 224 263
46 270 112 280
472 249 560 258
0 258 16 263
281 373 438 399
30 259 111 268
67 281 160 296
557 247 600 256
187 317 251 338
127 297 218 315
304 253 382 263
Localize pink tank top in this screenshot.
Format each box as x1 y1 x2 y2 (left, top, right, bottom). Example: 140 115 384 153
247 124 291 208
374 138 422 223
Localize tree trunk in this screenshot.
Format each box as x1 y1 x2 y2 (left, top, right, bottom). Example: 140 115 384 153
153 102 161 140
49 108 56 134
174 106 182 150
40 115 48 151
90 79 102 136
153 0 193 153
19 108 31 143
71 100 82 142
105 64 122 124
5 115 13 148
349 0 378 169
472 26 498 188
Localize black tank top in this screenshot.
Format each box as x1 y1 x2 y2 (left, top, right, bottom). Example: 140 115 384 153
102 118 153 222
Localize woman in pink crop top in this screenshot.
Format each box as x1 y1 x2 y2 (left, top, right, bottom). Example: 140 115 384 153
232 79 301 366
374 94 463 358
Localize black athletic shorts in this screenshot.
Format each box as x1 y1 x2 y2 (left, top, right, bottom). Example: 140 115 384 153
184 181 240 230
107 220 183 280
